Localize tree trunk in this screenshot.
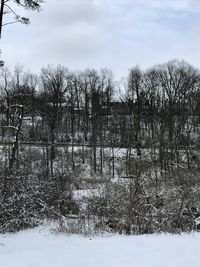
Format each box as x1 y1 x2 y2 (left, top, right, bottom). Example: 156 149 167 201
9 108 24 171
0 0 4 38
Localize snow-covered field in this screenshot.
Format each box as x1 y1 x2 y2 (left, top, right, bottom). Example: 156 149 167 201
0 225 200 267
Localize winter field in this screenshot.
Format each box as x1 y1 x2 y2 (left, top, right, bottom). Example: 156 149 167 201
0 225 200 267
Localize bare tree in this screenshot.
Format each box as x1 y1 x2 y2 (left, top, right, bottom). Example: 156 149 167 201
37 65 68 178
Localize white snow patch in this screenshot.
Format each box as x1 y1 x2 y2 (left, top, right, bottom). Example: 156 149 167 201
0 226 200 267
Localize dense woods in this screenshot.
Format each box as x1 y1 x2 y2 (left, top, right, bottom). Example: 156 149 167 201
1 59 200 235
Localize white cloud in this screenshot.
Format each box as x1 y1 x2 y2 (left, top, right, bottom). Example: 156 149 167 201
1 0 200 78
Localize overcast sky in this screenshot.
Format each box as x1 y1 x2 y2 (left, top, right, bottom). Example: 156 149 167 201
1 0 200 79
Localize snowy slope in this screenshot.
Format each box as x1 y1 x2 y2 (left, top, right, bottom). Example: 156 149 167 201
0 226 200 267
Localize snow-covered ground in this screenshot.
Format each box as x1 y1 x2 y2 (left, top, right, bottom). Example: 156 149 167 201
0 225 200 267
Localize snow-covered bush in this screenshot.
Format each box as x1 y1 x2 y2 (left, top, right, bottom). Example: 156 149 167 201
0 169 79 233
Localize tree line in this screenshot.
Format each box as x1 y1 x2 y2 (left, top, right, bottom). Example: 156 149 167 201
1 59 200 234
1 60 200 173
